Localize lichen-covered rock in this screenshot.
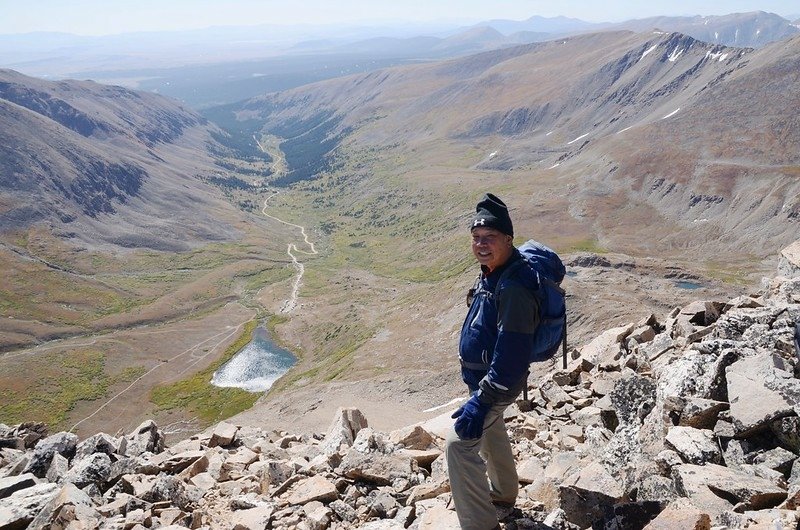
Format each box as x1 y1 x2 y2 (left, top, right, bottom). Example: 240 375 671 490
664 426 721 465
22 432 77 478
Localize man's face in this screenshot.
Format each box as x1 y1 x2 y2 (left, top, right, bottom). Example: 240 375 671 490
471 227 513 272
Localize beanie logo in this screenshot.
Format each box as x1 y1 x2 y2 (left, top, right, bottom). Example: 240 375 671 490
473 218 486 227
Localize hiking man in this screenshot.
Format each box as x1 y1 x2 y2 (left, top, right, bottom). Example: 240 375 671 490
446 193 541 530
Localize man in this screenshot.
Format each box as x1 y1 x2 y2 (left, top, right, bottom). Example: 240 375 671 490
446 193 540 530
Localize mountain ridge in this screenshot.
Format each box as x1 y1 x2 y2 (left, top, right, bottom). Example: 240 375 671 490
223 29 799 260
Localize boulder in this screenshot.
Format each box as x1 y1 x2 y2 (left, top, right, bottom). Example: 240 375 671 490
560 461 625 528
140 475 201 512
0 474 37 500
123 420 165 457
595 501 661 530
358 519 407 529
396 448 441 468
664 426 721 465
62 452 112 489
406 479 449 505
415 504 460 529
27 483 99 530
579 324 634 366
286 475 338 505
152 449 206 474
640 333 676 362
22 432 77 478
209 422 239 448
642 502 711 529
538 380 573 408
320 408 368 455
665 396 728 429
229 504 274 529
673 463 787 515
337 450 418 486
0 483 59 530
74 432 118 460
778 240 800 278
770 416 800 453
388 425 434 450
726 353 800 437
44 453 68 485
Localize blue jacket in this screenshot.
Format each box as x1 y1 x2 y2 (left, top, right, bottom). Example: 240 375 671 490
459 249 541 404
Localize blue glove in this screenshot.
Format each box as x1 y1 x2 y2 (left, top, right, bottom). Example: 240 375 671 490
451 394 490 440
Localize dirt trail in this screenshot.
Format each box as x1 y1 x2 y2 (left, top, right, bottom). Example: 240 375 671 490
260 192 317 313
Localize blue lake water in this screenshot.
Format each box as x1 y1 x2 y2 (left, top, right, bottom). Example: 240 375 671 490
211 326 296 392
675 280 704 290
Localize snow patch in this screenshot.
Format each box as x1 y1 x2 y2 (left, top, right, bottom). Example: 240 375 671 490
617 126 633 134
668 47 684 62
705 51 728 62
546 131 554 136
567 133 589 145
641 44 658 59
714 31 719 40
662 108 680 119
693 218 709 223
548 163 561 169
488 151 497 159
424 397 465 413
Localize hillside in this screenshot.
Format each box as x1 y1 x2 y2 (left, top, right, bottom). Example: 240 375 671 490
224 30 799 261
0 69 248 250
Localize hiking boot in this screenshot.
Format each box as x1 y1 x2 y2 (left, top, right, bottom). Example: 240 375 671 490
493 501 515 521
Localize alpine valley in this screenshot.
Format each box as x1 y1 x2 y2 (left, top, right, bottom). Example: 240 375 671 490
1 13 799 451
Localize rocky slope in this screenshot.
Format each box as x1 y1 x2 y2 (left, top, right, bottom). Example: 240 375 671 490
2 241 798 529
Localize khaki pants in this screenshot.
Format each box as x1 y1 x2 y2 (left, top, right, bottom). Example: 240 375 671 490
445 399 519 530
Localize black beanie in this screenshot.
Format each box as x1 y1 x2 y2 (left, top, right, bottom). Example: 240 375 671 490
470 193 513 236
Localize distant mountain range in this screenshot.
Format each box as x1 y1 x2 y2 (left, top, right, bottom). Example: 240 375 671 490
1 11 797 83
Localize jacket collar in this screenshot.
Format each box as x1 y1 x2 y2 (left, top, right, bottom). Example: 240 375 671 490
481 248 521 281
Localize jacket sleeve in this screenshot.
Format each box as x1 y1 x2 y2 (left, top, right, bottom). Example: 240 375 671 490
477 280 540 404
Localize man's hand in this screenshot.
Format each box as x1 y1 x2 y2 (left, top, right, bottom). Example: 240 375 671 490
451 394 490 440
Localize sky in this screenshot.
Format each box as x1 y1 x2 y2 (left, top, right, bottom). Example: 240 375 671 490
2 0 799 36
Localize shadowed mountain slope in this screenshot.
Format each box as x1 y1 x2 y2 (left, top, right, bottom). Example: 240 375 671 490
0 69 240 251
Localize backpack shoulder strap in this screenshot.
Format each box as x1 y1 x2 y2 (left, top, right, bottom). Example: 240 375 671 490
492 258 527 305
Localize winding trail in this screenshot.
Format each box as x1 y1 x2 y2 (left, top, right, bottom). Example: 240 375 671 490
261 192 318 313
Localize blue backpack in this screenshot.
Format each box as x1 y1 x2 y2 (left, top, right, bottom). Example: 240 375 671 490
494 240 568 368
